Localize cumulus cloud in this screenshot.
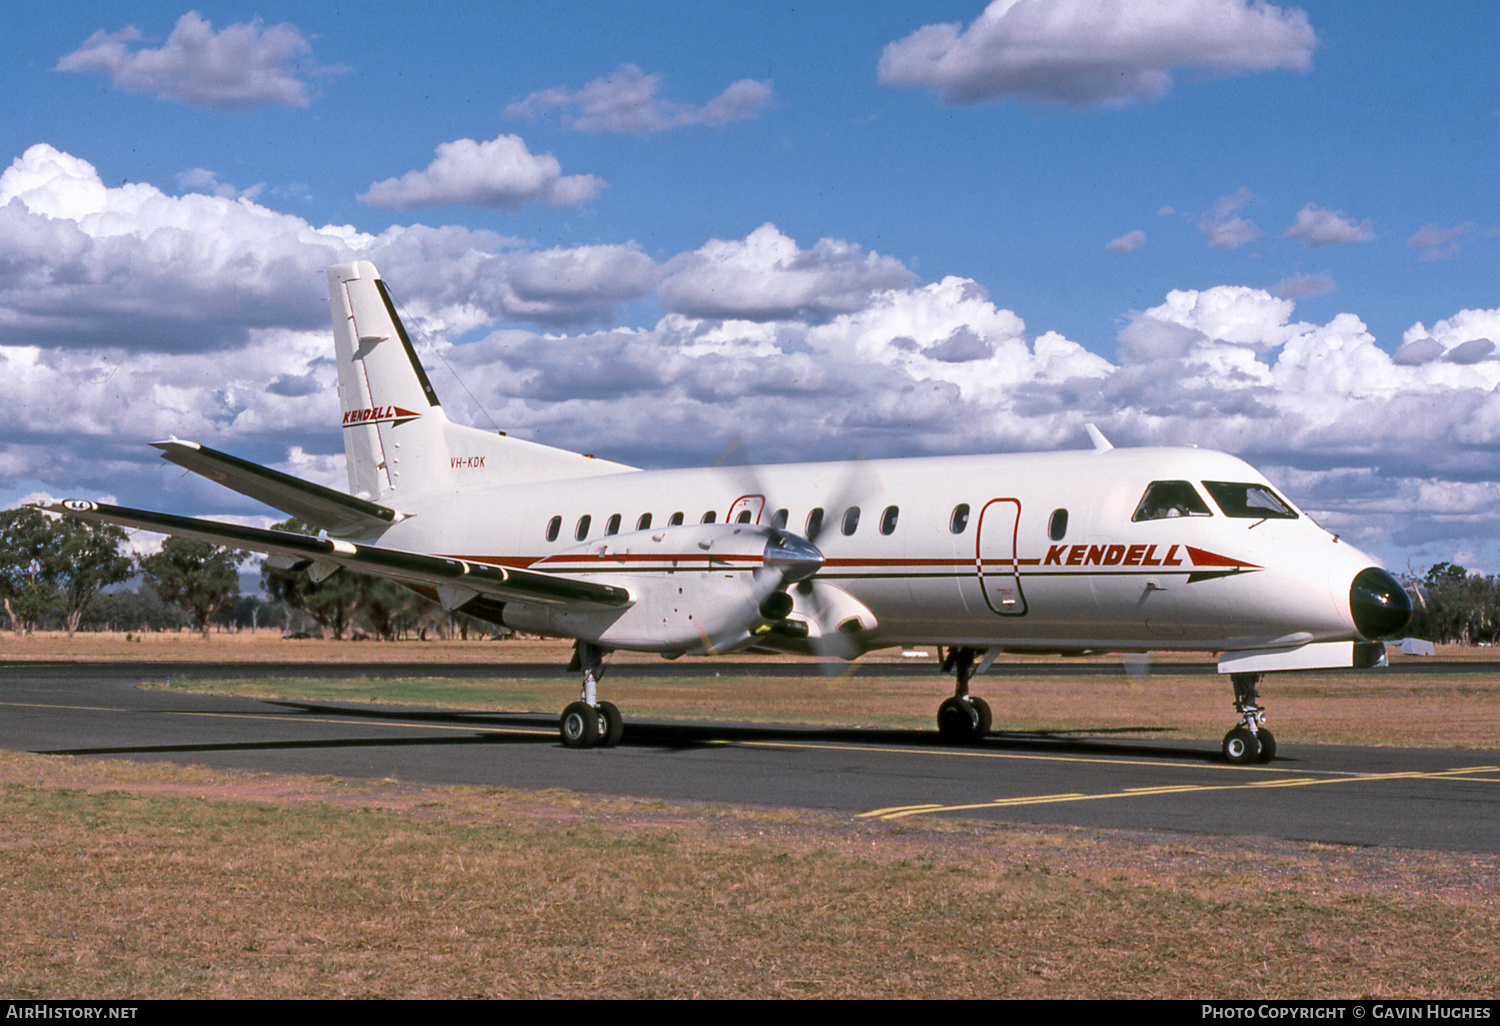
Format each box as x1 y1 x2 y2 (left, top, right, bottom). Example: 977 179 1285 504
1406 222 1474 261
1282 204 1373 247
445 272 1114 467
877 0 1316 107
55 11 329 110
359 135 605 211
657 224 917 323
0 144 357 350
0 144 648 354
506 64 772 133
1198 187 1262 249
1106 230 1146 253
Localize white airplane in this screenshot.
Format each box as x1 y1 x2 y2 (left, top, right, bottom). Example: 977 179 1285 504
45 260 1412 762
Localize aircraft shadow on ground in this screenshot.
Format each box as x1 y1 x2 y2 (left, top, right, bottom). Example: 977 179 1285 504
43 699 1241 764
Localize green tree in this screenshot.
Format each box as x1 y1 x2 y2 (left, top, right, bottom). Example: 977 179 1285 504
356 574 417 641
140 538 244 640
52 516 134 636
260 518 362 639
0 507 61 634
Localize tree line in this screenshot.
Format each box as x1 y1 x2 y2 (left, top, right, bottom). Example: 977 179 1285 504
0 508 488 640
1403 562 1500 646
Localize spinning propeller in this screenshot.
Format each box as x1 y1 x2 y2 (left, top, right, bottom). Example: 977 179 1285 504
714 440 884 662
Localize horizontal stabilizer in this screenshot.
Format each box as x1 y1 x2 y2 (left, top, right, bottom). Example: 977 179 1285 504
153 439 398 537
41 500 632 610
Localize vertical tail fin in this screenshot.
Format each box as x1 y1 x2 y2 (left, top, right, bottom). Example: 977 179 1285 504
328 261 452 500
327 261 637 502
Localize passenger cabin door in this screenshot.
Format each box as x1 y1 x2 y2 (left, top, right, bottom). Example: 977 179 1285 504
977 498 1027 616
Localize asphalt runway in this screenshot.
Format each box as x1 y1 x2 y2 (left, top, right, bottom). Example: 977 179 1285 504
3 660 1498 855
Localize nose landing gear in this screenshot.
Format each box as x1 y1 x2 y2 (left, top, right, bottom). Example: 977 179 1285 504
1222 672 1275 764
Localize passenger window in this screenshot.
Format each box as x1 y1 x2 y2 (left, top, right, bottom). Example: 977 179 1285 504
806 508 824 537
736 509 753 524
950 504 970 534
880 505 899 535
575 515 591 541
771 509 789 530
1132 481 1212 522
1048 508 1068 541
636 513 652 531
701 511 717 524
1202 481 1298 520
669 512 684 526
841 507 861 536
546 515 561 542
605 514 621 535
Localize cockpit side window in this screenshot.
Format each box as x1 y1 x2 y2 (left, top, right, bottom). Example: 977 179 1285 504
1132 481 1212 522
1202 481 1298 520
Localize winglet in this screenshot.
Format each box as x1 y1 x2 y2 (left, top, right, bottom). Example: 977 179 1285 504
1084 423 1114 452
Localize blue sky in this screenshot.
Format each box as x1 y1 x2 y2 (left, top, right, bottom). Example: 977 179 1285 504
1 1 1498 575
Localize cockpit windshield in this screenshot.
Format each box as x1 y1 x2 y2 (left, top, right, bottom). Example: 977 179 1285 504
1201 481 1298 520
1132 481 1212 522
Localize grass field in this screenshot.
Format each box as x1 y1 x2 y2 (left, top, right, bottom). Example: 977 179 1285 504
1 632 1497 998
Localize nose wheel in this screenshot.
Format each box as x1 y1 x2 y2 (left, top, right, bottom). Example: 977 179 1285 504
559 642 624 749
936 647 993 742
1222 673 1275 764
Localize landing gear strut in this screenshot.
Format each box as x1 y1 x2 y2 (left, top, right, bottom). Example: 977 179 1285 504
1222 672 1275 764
559 641 623 749
936 646 992 743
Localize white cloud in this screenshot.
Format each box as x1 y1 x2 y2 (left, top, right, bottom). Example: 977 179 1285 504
0 144 647 352
1406 222 1474 261
1198 188 1262 249
506 64 772 133
55 11 328 110
878 0 1316 107
0 144 360 350
1106 230 1146 253
359 135 605 211
1283 204 1373 247
657 224 917 323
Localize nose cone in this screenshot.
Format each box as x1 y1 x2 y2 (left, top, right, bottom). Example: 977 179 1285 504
1350 567 1412 639
763 531 824 583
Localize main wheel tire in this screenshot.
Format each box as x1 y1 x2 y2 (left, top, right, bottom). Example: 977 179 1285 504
1222 726 1260 764
969 696 993 737
937 696 980 743
598 700 624 748
560 701 601 748
1254 727 1277 763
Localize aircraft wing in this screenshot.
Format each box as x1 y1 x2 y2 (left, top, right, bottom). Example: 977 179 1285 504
39 500 632 610
152 439 398 537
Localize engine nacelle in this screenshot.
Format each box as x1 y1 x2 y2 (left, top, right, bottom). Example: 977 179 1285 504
500 522 822 655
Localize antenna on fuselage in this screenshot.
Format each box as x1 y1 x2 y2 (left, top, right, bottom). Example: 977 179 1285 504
1084 423 1114 452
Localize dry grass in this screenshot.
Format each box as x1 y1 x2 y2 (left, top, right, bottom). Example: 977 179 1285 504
0 751 1495 999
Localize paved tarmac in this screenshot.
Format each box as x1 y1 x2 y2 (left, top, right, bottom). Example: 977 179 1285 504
2 660 1497 854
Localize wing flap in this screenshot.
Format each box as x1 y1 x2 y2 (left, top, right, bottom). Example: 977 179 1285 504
40 500 631 609
152 439 398 536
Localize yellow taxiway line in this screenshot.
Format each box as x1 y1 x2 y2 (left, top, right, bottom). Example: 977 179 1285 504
859 764 1500 820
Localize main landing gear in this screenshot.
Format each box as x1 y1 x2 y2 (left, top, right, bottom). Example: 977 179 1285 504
1222 672 1276 765
558 641 624 749
936 646 992 743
